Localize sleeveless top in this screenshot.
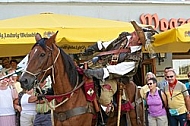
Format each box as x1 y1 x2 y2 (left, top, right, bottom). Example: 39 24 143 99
147 89 166 117
21 93 36 115
0 87 15 116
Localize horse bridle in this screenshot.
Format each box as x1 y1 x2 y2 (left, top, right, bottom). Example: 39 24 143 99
24 44 60 85
23 44 85 109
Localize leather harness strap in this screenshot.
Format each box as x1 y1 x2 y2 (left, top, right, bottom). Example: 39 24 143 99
54 106 89 122
97 48 131 57
134 85 142 125
131 98 142 107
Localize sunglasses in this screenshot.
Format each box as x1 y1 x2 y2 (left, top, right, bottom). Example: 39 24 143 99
147 83 153 86
188 75 190 78
166 75 174 79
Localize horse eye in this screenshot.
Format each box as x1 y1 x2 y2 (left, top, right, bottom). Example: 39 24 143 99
40 53 45 57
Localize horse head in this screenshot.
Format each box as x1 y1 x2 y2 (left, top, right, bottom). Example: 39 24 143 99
20 32 59 90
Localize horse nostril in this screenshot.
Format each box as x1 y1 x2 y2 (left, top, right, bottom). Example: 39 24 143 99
20 78 28 85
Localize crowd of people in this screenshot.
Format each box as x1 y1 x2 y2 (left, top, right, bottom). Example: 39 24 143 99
2 57 190 126
140 67 190 126
0 57 53 126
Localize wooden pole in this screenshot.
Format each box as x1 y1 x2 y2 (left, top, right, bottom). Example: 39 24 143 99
117 82 122 126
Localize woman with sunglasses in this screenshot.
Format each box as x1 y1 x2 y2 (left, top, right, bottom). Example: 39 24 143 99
146 77 168 126
163 69 190 126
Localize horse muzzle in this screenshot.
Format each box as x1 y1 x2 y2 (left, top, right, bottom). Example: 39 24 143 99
19 74 35 90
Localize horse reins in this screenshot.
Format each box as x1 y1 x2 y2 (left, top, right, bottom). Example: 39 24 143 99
24 44 86 110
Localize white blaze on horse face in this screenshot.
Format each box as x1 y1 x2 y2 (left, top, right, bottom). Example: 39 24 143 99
27 48 38 66
34 48 38 54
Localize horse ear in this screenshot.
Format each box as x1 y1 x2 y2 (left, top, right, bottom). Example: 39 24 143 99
46 31 58 46
35 33 42 42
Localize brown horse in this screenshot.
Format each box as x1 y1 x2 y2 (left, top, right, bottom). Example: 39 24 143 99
19 32 93 126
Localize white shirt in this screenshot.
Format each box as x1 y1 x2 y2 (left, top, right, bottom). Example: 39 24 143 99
0 87 15 116
21 93 36 115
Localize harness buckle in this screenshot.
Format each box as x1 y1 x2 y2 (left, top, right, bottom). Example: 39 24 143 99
57 112 67 122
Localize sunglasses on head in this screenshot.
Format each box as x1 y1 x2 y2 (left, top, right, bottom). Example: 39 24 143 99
166 75 174 79
147 83 153 86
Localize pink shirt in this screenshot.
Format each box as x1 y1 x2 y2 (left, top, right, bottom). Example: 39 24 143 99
147 89 167 117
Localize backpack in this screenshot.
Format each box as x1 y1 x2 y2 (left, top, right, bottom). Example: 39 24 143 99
146 90 165 108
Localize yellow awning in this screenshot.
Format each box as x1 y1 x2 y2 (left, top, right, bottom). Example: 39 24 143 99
0 13 136 57
152 23 190 52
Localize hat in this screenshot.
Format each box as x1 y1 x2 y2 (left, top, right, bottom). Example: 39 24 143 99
130 21 146 46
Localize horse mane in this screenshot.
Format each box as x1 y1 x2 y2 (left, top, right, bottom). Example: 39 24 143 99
58 46 78 88
32 38 78 88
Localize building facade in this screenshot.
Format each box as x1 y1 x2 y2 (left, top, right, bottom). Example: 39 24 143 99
0 0 190 79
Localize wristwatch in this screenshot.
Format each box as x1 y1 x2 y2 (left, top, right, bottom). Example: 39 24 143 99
187 111 190 114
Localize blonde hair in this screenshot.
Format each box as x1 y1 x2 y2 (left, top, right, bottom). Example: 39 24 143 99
145 72 156 82
145 72 156 78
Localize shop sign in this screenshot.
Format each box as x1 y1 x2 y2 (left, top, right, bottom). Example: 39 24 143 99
140 13 190 31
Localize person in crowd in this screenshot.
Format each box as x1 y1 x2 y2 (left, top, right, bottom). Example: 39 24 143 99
185 71 190 94
20 88 39 126
34 79 54 126
157 66 172 90
7 69 22 94
10 69 23 126
140 72 156 99
10 59 18 70
139 72 156 126
10 59 23 81
0 73 18 126
14 89 24 126
146 77 168 126
163 69 190 126
1 57 11 74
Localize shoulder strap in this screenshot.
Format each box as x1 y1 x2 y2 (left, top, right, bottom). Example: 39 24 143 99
145 91 149 109
18 91 24 106
146 91 149 98
158 90 165 108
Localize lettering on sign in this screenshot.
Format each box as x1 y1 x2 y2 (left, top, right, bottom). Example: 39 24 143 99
140 13 190 31
0 31 55 39
0 32 36 39
60 44 87 51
